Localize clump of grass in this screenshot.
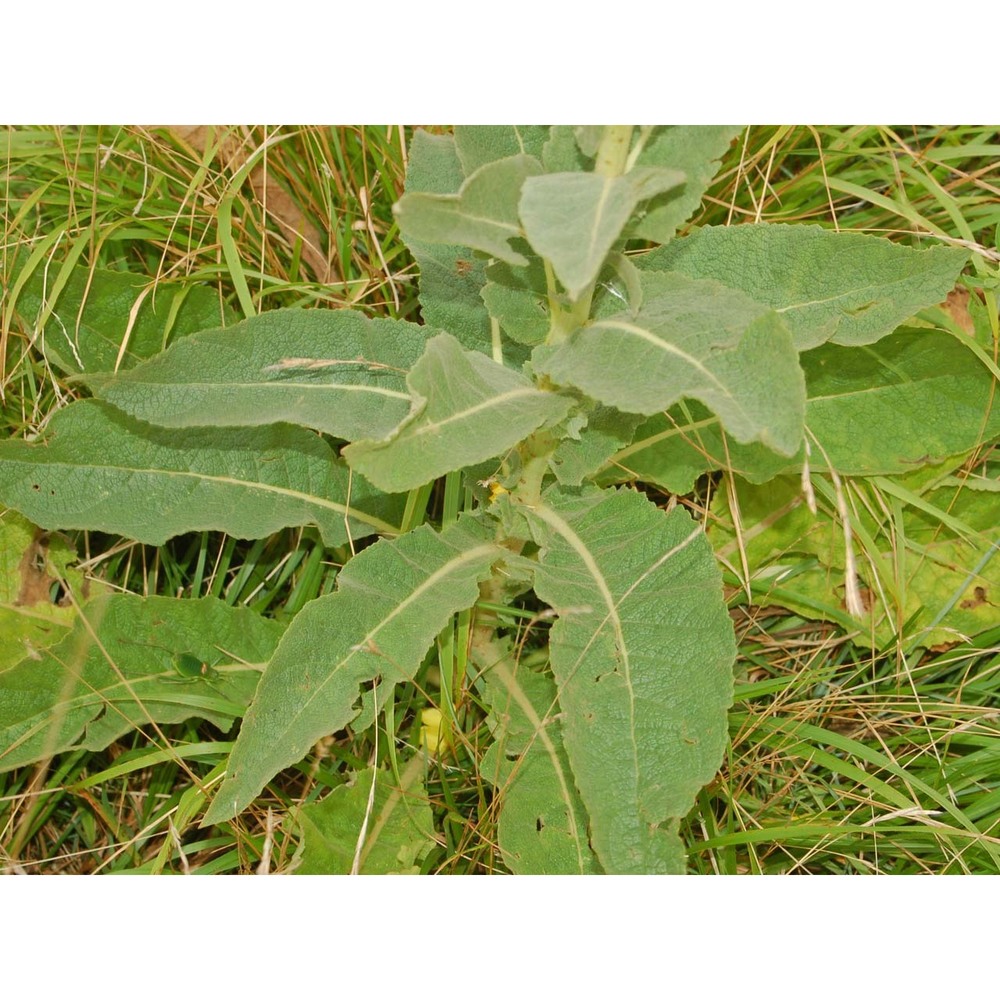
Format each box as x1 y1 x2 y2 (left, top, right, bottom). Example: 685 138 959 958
2 125 998 874
684 610 1000 874
698 125 1000 247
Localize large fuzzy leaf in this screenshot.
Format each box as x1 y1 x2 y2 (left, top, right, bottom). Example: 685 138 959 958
527 489 736 874
630 126 743 244
395 155 543 266
344 333 573 493
202 515 501 824
608 327 1000 493
11 258 235 375
86 309 429 442
0 401 401 547
0 594 283 773
519 168 684 299
454 126 549 176
536 272 805 456
639 224 969 349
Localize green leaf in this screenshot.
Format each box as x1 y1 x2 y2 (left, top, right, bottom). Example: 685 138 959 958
639 224 969 348
536 273 805 455
711 472 1000 649
541 126 594 172
395 155 543 266
528 489 736 874
0 401 401 547
0 594 283 773
611 327 1000 493
202 515 500 824
343 333 573 493
481 258 550 346
480 658 601 874
519 168 685 299
801 329 1000 470
13 258 235 375
604 403 786 494
405 129 465 194
573 126 605 158
87 308 427 442
630 126 743 244
550 404 644 487
399 131 497 359
0 511 82 670
594 253 644 318
413 245 500 355
454 126 549 175
294 759 435 874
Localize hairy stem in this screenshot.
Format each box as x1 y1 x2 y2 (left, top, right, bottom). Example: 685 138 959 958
516 428 559 508
595 125 634 178
546 125 636 345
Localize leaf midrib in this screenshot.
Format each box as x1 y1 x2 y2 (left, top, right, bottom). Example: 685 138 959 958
9 460 399 534
411 385 552 438
265 540 499 749
531 503 640 796
587 318 755 425
773 267 946 316
106 380 411 402
424 199 521 236
585 178 616 272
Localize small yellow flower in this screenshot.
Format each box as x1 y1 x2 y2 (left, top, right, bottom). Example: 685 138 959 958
476 477 509 504
419 707 450 754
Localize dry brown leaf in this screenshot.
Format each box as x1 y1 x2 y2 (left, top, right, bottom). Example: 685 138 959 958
944 285 976 337
927 641 960 654
167 126 335 284
16 532 57 607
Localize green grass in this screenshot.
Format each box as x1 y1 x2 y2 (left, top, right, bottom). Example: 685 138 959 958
1 125 998 874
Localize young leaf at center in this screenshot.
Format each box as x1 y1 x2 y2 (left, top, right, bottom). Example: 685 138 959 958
394 155 543 266
519 167 685 300
343 333 573 493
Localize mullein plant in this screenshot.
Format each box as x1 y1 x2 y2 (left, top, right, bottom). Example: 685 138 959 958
0 126 978 873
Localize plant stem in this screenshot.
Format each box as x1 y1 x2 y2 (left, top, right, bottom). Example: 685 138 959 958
475 128 641 728
469 426 558 680
546 126 636 345
595 125 634 178
516 428 559 508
